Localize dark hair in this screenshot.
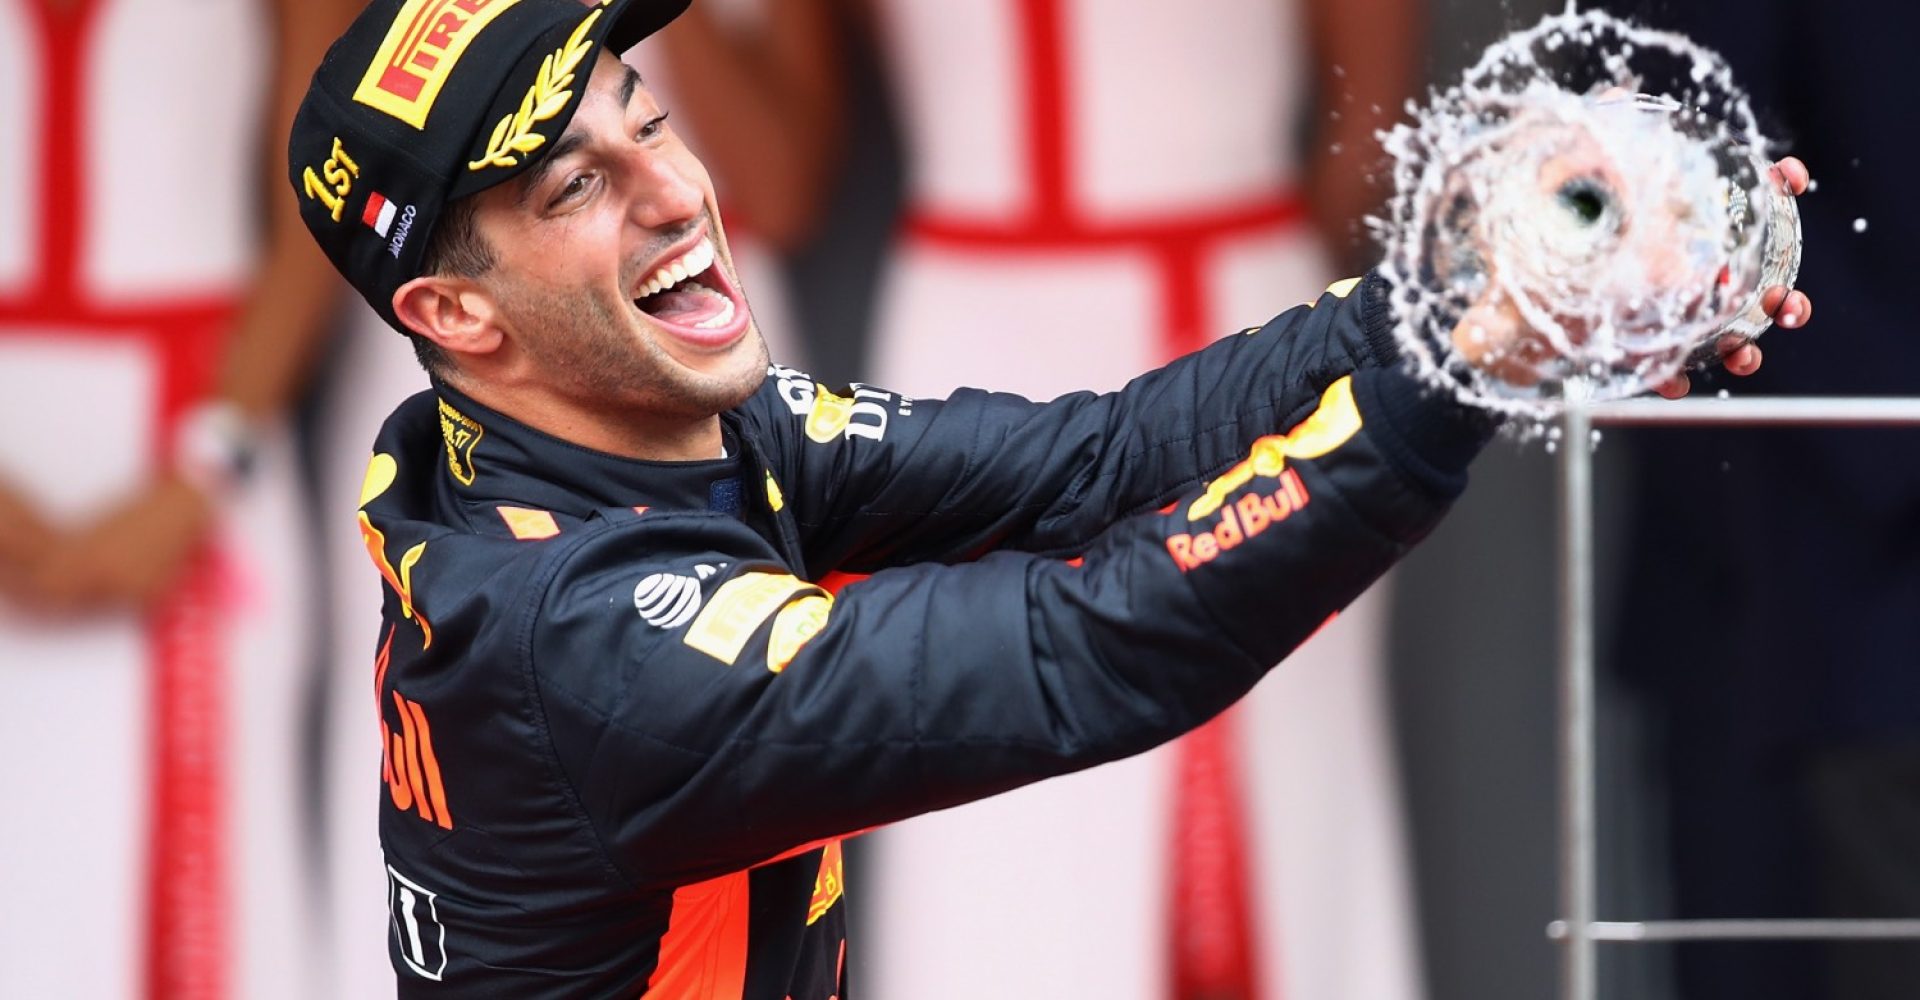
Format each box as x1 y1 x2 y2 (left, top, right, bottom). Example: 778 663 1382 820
408 195 497 376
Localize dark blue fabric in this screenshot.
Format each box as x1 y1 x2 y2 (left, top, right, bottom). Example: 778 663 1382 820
708 476 744 517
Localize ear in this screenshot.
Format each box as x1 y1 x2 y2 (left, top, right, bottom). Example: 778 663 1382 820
393 275 505 360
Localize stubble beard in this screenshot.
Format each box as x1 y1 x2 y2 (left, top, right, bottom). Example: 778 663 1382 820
513 275 768 422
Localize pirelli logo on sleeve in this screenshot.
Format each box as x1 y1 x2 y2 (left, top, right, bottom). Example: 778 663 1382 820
683 573 821 667
355 0 526 128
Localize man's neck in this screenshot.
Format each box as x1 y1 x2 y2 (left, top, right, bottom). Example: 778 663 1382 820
448 377 726 463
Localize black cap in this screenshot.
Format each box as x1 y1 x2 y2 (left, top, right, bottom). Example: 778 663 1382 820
290 0 690 331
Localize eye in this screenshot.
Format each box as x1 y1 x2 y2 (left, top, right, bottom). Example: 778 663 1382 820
638 111 670 141
550 172 595 209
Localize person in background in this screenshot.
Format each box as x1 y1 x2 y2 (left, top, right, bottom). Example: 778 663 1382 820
1600 1 1920 998
651 0 1428 995
0 0 353 996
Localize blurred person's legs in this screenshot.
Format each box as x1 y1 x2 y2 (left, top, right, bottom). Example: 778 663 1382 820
0 346 317 999
0 3 318 995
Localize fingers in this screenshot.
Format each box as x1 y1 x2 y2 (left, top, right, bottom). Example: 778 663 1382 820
1778 289 1810 328
1772 156 1810 197
1655 373 1691 399
1720 339 1763 377
1759 286 1812 328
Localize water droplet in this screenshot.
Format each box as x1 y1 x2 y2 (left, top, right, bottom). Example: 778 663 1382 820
1805 178 1819 193
1715 389 1731 400
1854 218 1869 233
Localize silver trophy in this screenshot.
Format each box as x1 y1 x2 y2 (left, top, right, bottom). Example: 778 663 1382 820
1378 11 1802 417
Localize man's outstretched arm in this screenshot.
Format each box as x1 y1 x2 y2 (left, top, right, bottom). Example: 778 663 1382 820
754 274 1411 574
535 355 1491 890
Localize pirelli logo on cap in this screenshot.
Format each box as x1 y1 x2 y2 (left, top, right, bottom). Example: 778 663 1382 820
354 0 526 128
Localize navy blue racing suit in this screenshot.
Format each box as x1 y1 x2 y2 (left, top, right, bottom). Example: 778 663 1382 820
358 273 1492 997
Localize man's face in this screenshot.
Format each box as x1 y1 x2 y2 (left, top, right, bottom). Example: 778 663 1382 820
467 51 766 422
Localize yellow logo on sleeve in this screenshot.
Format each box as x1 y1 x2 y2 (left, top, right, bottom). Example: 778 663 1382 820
354 0 527 128
804 384 856 444
766 594 834 673
1186 375 1361 520
683 573 819 666
806 841 845 925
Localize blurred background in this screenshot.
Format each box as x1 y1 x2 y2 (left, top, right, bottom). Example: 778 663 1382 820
2 0 1913 996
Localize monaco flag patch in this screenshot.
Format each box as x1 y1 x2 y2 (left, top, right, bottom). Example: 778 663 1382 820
363 191 399 237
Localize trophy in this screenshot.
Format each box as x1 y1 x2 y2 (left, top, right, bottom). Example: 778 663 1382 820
1377 10 1802 417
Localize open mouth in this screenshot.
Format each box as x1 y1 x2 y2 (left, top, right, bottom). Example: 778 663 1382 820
630 237 745 344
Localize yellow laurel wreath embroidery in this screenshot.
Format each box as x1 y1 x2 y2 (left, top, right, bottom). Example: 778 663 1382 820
467 8 602 172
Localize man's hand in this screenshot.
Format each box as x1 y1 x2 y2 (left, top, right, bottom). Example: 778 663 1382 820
1651 156 1814 398
27 473 213 613
1451 156 1813 398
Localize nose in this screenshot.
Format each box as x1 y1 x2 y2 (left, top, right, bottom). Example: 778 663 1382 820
621 144 706 232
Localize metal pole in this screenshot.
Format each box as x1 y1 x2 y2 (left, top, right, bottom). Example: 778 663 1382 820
1545 395 1920 1000
1557 401 1598 1000
1552 919 1920 942
1591 395 1920 427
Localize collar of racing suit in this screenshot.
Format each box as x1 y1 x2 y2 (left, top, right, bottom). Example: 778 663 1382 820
428 380 751 520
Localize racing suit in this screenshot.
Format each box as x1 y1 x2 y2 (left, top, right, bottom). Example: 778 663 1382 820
357 272 1492 997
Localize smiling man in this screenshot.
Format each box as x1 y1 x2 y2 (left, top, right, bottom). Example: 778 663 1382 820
290 1 1805 996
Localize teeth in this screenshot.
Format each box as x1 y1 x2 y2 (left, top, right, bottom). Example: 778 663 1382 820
694 295 737 330
636 238 716 300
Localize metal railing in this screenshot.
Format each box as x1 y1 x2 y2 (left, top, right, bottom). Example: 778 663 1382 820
1552 395 1920 1000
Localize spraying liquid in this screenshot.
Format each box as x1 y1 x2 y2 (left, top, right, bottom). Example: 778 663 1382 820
1375 5 1802 419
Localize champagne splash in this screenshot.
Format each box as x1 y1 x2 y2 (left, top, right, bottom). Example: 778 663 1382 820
1375 6 1802 418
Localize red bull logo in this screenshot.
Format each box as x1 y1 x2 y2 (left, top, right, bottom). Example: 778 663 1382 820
385 689 454 830
1166 468 1310 572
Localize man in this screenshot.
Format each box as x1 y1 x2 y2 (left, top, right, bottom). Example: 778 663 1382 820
307 16 814 994
290 0 1807 994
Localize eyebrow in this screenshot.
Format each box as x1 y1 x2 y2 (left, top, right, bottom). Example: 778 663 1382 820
618 64 641 109
517 65 646 207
